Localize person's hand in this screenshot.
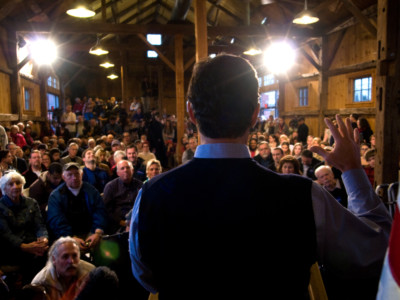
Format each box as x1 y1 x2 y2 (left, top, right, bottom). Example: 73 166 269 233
310 114 361 173
73 236 90 252
20 241 49 256
85 232 102 249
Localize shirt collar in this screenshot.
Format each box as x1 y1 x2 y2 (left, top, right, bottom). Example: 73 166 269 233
194 143 251 159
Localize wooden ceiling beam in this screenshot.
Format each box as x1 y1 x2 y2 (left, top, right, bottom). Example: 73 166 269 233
339 0 377 36
12 21 315 37
0 0 23 23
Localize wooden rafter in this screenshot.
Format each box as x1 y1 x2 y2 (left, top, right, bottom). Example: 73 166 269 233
340 0 377 36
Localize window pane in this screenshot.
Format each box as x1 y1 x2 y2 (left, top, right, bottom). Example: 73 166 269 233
354 79 361 91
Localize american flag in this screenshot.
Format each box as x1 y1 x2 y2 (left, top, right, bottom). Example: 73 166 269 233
377 188 400 299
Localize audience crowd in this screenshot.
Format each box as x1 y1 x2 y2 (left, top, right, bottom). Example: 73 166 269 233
0 93 389 300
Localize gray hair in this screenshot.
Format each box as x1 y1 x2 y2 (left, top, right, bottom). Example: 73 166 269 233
48 236 80 263
116 159 133 172
0 171 26 195
113 150 126 161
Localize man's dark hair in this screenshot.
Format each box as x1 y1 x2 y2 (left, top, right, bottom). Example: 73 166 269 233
126 143 138 152
301 149 313 158
272 147 284 155
0 150 9 161
187 54 259 138
75 266 119 300
48 162 63 175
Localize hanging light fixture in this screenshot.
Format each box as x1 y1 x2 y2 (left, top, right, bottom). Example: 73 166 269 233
89 36 109 56
100 60 115 68
243 47 262 56
66 2 95 18
292 0 319 25
107 71 119 80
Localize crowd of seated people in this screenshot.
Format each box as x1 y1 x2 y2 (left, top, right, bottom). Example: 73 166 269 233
0 95 389 300
0 96 201 299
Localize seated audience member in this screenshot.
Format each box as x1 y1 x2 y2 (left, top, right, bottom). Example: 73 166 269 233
268 147 283 172
0 171 49 287
7 142 28 174
110 150 127 180
145 159 162 182
28 162 64 220
0 149 14 174
360 143 370 167
41 152 51 170
23 150 46 189
253 141 273 168
74 266 119 300
277 155 302 175
47 162 107 251
31 236 95 300
280 141 291 156
60 142 83 166
363 148 375 187
292 142 304 159
129 55 391 300
182 136 197 164
94 148 112 173
299 149 323 180
138 141 156 166
109 139 122 167
103 160 143 234
126 144 146 182
314 165 348 207
81 149 110 193
248 138 258 158
10 124 27 148
49 148 61 163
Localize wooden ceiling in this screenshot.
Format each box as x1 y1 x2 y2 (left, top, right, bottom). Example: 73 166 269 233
0 0 378 71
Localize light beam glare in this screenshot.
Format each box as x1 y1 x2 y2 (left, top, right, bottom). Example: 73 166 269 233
30 39 57 65
263 41 296 74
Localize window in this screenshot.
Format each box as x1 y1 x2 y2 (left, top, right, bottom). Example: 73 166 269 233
47 93 59 121
47 76 60 89
259 90 278 120
24 87 34 111
299 87 308 107
258 74 276 87
147 34 162 45
353 76 372 102
147 50 158 58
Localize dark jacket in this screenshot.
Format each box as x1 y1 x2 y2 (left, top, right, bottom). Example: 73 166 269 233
47 182 107 239
137 158 316 299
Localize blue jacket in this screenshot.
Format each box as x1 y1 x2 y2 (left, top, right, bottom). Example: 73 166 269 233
47 182 107 239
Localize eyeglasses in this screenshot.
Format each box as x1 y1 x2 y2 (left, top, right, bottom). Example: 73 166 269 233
361 147 369 151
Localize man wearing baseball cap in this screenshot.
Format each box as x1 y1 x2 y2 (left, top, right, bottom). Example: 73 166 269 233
47 162 107 252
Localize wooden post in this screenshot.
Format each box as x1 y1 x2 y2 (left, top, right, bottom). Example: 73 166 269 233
8 30 22 120
120 50 128 102
374 0 400 185
318 36 329 137
194 0 208 62
175 34 185 164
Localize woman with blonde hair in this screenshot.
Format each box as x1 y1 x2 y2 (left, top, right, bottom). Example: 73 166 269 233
146 159 162 181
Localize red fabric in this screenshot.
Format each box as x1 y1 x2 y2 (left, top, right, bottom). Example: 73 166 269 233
388 204 400 285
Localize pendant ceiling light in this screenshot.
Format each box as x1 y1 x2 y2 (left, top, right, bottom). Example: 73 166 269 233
66 2 95 18
100 60 115 68
89 36 109 56
107 71 119 80
292 0 319 25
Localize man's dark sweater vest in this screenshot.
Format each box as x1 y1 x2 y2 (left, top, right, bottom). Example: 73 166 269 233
139 158 316 299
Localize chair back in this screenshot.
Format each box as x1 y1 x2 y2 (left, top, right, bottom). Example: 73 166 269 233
308 262 328 300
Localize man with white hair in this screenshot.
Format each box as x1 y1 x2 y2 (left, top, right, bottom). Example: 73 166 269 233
31 236 95 300
315 165 348 207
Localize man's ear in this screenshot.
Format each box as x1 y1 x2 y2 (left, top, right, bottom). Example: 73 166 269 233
250 103 260 128
187 101 197 126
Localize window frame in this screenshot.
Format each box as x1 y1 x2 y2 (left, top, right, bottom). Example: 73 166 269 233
298 87 309 107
